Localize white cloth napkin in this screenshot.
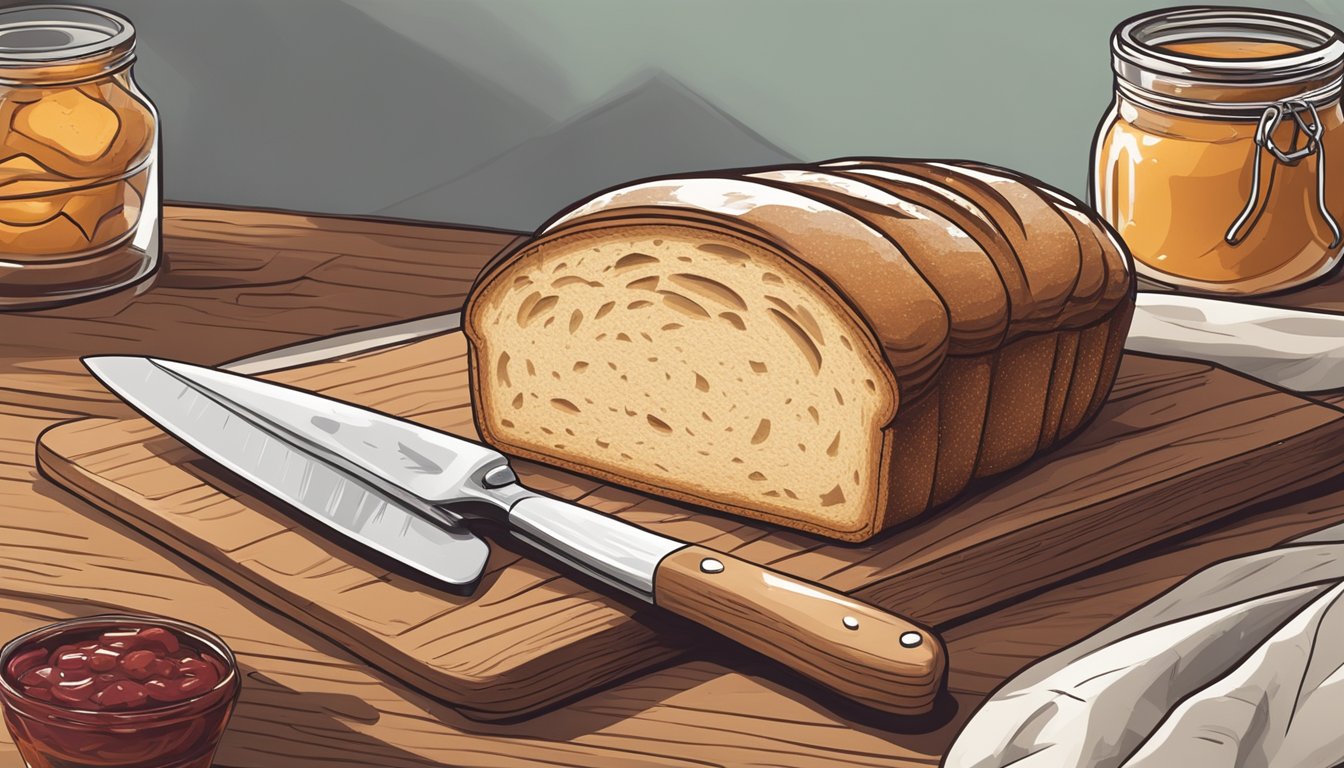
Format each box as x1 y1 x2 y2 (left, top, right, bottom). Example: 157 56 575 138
944 522 1344 768
1126 294 1344 393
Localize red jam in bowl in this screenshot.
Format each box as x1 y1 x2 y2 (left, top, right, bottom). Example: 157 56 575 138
0 615 240 768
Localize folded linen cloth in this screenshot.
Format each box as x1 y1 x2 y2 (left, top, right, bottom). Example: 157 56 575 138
1126 293 1344 393
943 522 1344 768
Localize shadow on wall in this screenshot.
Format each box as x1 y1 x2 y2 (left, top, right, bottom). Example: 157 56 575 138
78 0 1343 231
376 71 796 229
78 0 794 230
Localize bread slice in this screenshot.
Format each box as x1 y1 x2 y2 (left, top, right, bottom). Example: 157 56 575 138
465 161 1134 541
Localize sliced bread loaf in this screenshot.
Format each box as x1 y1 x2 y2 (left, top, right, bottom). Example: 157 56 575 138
464 160 1135 541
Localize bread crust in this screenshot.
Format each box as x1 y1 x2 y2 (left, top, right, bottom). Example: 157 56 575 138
465 159 1136 541
746 168 1011 356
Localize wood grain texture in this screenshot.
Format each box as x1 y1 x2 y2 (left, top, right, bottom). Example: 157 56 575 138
5 203 1344 767
12 410 967 768
654 545 946 716
37 330 1344 721
1316 391 1344 409
35 335 679 722
0 205 520 419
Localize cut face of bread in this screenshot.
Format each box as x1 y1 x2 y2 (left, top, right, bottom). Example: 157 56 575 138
468 223 896 534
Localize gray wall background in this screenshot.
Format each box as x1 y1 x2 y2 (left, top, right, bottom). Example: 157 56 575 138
29 0 1344 232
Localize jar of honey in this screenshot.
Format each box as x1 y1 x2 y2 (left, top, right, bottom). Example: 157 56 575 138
1092 7 1344 295
0 5 159 309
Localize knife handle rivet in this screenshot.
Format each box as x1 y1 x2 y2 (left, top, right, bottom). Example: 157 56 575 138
842 616 860 631
699 558 724 574
482 465 518 488
899 631 923 648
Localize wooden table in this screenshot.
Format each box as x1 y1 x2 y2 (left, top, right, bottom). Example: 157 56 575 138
2 205 1343 768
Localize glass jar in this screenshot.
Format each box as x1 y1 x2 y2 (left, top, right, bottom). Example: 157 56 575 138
0 5 159 309
1092 7 1344 295
1 614 240 768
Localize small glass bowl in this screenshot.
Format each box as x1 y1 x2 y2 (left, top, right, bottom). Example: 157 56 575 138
0 614 240 768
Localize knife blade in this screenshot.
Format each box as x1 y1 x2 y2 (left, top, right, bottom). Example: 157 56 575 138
83 355 490 590
85 355 947 715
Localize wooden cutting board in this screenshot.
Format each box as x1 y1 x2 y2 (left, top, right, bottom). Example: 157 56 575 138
36 330 1344 721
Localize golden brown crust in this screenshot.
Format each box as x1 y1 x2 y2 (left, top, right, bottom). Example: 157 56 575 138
746 168 1010 357
882 161 1083 334
1037 330 1081 451
1058 320 1113 438
1096 214 1139 308
1085 304 1136 426
975 334 1061 477
878 392 940 530
927 356 994 507
964 162 1121 325
464 158 1136 542
822 160 1030 344
1055 203 1112 325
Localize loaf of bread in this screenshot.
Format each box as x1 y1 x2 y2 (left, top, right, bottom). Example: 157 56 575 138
464 159 1135 542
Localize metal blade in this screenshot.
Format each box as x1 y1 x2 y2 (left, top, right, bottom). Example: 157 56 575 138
156 359 509 507
84 356 490 590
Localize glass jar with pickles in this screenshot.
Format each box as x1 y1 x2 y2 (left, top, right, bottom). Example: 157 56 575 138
0 5 159 309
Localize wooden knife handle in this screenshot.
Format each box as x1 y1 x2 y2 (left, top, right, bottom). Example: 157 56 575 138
654 545 946 715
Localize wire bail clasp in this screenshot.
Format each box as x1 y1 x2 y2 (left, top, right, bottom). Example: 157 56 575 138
1225 99 1342 248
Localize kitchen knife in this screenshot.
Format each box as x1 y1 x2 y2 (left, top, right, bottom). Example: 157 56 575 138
84 355 946 716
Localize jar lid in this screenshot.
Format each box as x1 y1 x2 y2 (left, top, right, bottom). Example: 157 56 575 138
0 5 135 84
1113 6 1344 118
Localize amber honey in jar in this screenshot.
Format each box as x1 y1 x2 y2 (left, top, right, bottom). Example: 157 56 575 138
1092 7 1344 295
0 5 159 309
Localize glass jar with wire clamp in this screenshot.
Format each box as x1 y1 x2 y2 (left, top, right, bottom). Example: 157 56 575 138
1092 6 1344 296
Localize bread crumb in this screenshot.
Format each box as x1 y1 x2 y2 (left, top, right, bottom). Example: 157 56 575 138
660 292 710 319
820 485 846 506
718 311 746 331
614 253 659 271
628 276 660 291
751 419 771 445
